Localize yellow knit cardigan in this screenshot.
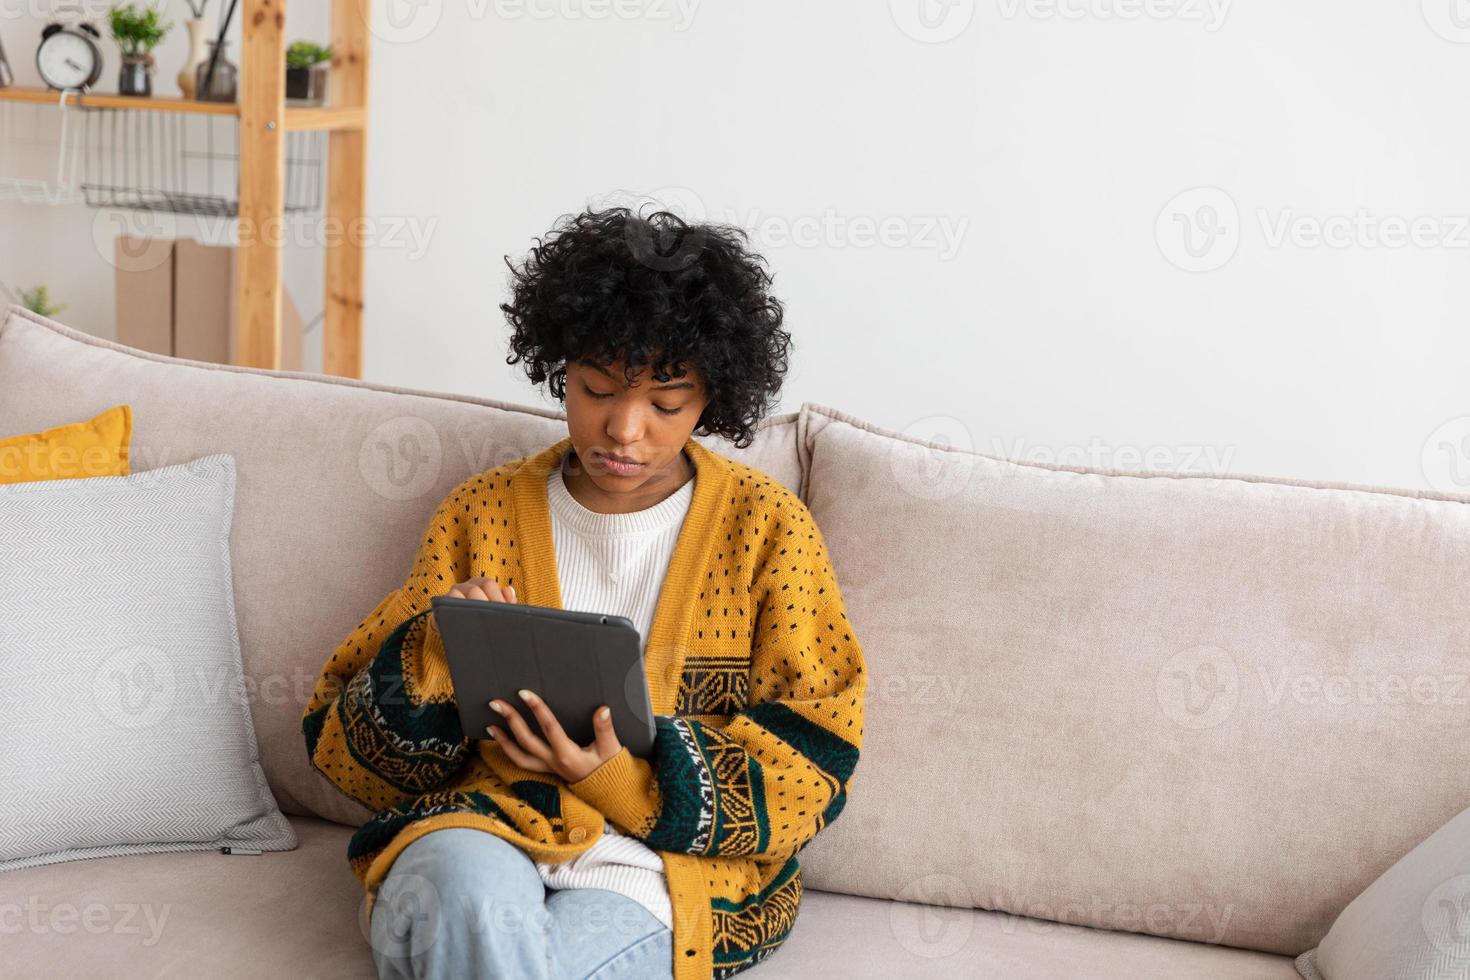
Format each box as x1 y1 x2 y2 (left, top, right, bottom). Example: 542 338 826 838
302 434 868 979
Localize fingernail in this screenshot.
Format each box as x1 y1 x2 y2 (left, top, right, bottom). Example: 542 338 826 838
519 689 535 702
489 701 504 714
599 707 610 720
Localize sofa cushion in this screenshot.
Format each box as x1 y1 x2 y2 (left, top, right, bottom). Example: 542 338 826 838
0 305 802 828
0 403 132 483
0 454 296 871
0 816 1297 979
0 817 371 979
793 402 1470 957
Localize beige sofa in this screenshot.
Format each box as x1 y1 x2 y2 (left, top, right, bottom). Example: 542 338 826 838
3 303 1465 978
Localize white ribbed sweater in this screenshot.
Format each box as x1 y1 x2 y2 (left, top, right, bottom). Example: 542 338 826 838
531 454 695 931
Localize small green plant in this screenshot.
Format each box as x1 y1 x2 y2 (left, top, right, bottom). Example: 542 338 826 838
109 3 172 60
20 285 65 318
286 41 333 70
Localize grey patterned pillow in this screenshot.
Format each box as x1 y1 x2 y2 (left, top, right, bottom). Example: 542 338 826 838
1295 804 1470 980
0 453 295 870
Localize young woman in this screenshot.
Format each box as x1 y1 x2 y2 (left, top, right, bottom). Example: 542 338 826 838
302 207 868 980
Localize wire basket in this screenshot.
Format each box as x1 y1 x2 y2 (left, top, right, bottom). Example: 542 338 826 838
0 100 86 205
78 108 325 217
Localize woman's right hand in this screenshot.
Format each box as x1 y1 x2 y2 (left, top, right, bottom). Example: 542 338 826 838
429 576 517 636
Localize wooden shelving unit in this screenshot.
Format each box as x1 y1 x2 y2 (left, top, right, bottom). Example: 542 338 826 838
0 0 369 377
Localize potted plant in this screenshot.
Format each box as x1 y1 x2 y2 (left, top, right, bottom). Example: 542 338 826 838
20 285 65 318
285 40 332 104
176 0 210 99
108 3 172 97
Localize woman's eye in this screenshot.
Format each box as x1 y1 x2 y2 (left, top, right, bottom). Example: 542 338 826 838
584 384 681 415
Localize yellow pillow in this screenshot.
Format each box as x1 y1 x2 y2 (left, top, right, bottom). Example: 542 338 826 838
0 405 133 485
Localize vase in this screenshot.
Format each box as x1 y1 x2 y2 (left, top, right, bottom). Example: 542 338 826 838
177 19 210 99
119 56 152 97
195 40 238 103
285 65 328 103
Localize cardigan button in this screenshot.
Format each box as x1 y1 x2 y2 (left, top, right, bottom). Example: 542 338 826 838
568 826 588 844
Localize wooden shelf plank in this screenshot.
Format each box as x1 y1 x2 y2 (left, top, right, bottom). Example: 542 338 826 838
0 86 364 130
0 86 238 114
283 105 366 131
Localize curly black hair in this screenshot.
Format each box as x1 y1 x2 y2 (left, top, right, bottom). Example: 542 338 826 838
501 206 790 449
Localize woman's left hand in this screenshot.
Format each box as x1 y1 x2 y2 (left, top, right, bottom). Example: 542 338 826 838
487 690 623 783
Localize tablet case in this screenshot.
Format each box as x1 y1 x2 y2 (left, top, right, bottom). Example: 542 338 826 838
430 595 657 759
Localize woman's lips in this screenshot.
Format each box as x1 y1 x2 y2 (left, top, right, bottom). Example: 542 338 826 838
595 451 645 475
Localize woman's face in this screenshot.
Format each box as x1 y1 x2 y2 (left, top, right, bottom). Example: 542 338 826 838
563 354 711 502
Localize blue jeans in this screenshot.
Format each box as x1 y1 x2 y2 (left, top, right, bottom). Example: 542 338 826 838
369 828 674 980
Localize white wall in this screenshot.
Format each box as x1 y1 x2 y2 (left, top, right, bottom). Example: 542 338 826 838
4 1 1470 493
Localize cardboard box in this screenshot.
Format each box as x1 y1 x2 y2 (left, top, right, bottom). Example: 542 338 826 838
113 236 173 357
115 236 305 370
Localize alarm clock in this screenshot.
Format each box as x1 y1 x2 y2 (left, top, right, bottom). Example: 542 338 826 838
36 14 103 92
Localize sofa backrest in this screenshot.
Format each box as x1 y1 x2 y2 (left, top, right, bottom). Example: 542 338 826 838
791 401 1470 957
11 304 1466 958
0 306 802 827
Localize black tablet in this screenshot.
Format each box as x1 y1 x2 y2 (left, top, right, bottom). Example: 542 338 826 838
430 595 657 759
